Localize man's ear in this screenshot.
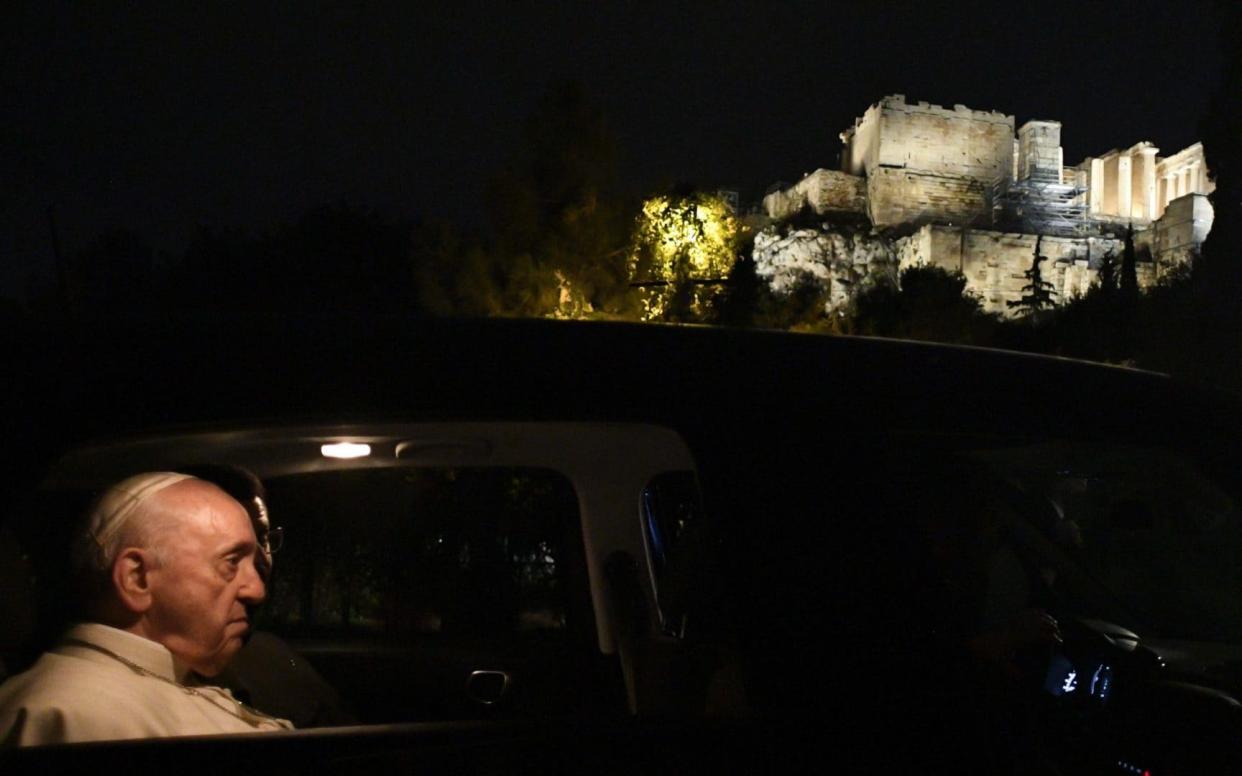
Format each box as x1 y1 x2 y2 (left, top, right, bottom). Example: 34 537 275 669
112 548 156 613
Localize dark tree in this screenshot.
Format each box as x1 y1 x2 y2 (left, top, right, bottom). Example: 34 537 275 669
708 253 761 328
413 222 506 317
168 204 418 316
1171 2 1242 392
1061 22 1242 388
1095 248 1118 298
1007 235 1057 317
853 265 996 345
1118 224 1139 303
1197 2 1242 303
487 81 635 318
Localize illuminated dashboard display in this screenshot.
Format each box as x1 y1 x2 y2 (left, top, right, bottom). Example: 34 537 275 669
1045 653 1113 702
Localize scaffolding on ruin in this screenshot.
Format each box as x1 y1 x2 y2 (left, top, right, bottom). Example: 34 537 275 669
990 170 1091 237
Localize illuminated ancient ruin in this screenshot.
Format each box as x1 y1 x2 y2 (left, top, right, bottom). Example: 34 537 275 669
759 95 1215 315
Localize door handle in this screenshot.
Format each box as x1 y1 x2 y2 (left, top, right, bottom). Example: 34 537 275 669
466 669 511 706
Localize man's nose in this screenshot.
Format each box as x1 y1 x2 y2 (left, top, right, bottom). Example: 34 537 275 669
238 558 267 604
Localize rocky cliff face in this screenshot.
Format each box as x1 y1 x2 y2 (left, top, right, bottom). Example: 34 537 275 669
753 225 897 311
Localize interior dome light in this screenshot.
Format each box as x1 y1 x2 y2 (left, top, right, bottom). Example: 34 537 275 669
321 442 372 459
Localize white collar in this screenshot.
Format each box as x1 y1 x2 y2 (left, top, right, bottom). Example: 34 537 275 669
58 622 186 682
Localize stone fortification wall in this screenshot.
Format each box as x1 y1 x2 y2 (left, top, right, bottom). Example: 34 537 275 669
763 168 867 220
842 95 1014 181
1151 193 1214 270
1018 121 1063 181
867 168 991 228
896 225 1161 316
841 102 882 176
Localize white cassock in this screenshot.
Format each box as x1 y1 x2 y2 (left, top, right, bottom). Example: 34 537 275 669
0 622 292 747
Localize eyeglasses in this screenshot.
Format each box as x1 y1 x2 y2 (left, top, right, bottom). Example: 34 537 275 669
251 495 283 556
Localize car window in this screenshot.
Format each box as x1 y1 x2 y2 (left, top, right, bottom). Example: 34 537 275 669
244 466 617 722
258 467 574 638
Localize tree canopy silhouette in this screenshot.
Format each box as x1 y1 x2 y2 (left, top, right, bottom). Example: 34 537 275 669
853 265 997 345
487 81 635 318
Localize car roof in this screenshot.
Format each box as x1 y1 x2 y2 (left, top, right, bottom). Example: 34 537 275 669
8 314 1239 483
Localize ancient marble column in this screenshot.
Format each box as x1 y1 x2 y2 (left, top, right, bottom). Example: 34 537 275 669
1117 154 1133 219
1088 157 1104 215
1136 147 1158 221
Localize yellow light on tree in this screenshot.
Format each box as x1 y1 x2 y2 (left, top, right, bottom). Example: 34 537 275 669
627 192 739 321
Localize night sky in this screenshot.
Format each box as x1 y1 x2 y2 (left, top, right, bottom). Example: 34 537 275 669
3 1 1229 300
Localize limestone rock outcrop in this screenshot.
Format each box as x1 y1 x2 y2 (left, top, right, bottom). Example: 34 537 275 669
753 226 896 311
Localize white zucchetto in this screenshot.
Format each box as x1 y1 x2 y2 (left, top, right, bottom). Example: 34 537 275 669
78 472 197 570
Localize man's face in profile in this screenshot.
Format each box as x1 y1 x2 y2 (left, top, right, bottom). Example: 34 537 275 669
144 482 266 676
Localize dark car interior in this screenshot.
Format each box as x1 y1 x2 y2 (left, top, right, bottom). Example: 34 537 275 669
5 423 1242 773
3 320 1242 773
699 429 1242 773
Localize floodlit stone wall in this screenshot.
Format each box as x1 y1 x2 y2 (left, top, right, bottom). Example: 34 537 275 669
1150 193 1214 270
841 95 1014 182
837 95 1014 227
841 102 882 177
1017 121 1063 181
866 167 991 228
762 168 867 220
896 225 1163 315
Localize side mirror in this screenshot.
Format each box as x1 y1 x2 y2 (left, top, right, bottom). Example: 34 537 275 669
641 471 706 638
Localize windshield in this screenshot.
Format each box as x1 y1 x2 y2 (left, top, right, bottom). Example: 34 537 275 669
970 441 1242 643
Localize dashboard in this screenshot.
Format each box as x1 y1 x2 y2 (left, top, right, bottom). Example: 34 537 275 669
1033 618 1242 774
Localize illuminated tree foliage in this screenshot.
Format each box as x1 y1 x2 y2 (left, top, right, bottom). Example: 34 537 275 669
627 191 739 321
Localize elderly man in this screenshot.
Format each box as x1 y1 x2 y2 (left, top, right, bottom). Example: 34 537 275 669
0 472 292 746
